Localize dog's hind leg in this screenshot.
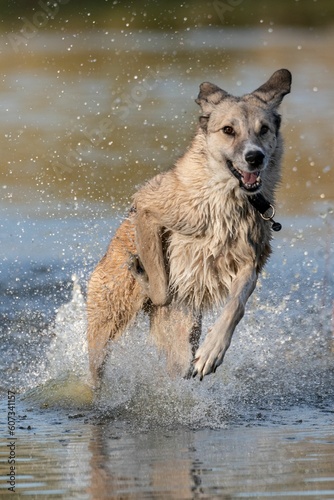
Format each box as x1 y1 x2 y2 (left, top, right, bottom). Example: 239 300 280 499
87 219 146 389
149 303 202 377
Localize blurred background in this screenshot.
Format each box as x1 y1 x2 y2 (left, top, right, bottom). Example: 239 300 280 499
0 0 333 211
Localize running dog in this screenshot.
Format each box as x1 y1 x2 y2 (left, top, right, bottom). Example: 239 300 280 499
87 68 291 387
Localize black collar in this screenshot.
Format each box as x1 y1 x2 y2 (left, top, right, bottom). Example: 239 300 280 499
248 193 282 232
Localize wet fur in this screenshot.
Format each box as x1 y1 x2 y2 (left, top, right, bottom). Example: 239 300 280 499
87 69 291 387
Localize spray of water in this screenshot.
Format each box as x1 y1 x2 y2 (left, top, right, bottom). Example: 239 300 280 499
21 254 333 429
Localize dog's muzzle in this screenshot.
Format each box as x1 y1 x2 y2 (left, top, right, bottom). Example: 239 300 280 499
226 159 262 193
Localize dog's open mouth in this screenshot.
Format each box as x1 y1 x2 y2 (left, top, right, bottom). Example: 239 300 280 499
227 160 262 193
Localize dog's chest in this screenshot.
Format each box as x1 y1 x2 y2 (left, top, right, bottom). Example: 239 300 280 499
167 199 268 310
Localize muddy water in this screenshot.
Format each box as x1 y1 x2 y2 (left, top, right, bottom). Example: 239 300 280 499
0 24 334 499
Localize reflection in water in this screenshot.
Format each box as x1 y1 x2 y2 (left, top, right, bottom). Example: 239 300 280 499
89 420 334 499
88 426 196 499
2 402 332 498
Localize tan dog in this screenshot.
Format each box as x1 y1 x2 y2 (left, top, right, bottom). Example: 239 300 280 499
87 69 291 387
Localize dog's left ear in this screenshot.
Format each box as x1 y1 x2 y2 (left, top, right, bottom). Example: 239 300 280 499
195 82 229 129
252 69 292 107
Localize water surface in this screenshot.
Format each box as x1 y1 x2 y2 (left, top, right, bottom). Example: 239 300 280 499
0 23 334 499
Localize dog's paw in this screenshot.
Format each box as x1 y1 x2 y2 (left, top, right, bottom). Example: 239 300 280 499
128 254 152 298
128 253 150 288
128 254 170 305
192 335 228 381
128 253 147 278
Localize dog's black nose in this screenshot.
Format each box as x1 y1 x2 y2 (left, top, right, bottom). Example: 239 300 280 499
245 150 265 168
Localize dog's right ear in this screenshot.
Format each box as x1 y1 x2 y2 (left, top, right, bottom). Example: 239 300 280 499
195 82 228 129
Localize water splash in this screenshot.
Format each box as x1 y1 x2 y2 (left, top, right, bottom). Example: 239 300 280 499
46 274 89 380
22 274 93 408
17 252 334 429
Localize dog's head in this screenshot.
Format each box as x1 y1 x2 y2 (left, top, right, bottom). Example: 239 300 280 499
196 69 292 194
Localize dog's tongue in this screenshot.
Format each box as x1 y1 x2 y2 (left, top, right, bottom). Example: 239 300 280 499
242 171 258 185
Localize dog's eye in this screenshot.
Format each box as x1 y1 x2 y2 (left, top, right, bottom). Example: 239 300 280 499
222 126 235 136
260 125 269 136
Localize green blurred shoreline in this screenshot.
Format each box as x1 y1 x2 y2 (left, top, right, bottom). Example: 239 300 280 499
0 0 333 32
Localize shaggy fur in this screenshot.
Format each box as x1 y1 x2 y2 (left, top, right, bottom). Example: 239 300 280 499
87 69 291 387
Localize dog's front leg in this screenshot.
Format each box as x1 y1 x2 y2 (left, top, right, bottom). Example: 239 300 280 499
193 266 257 380
134 209 169 306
